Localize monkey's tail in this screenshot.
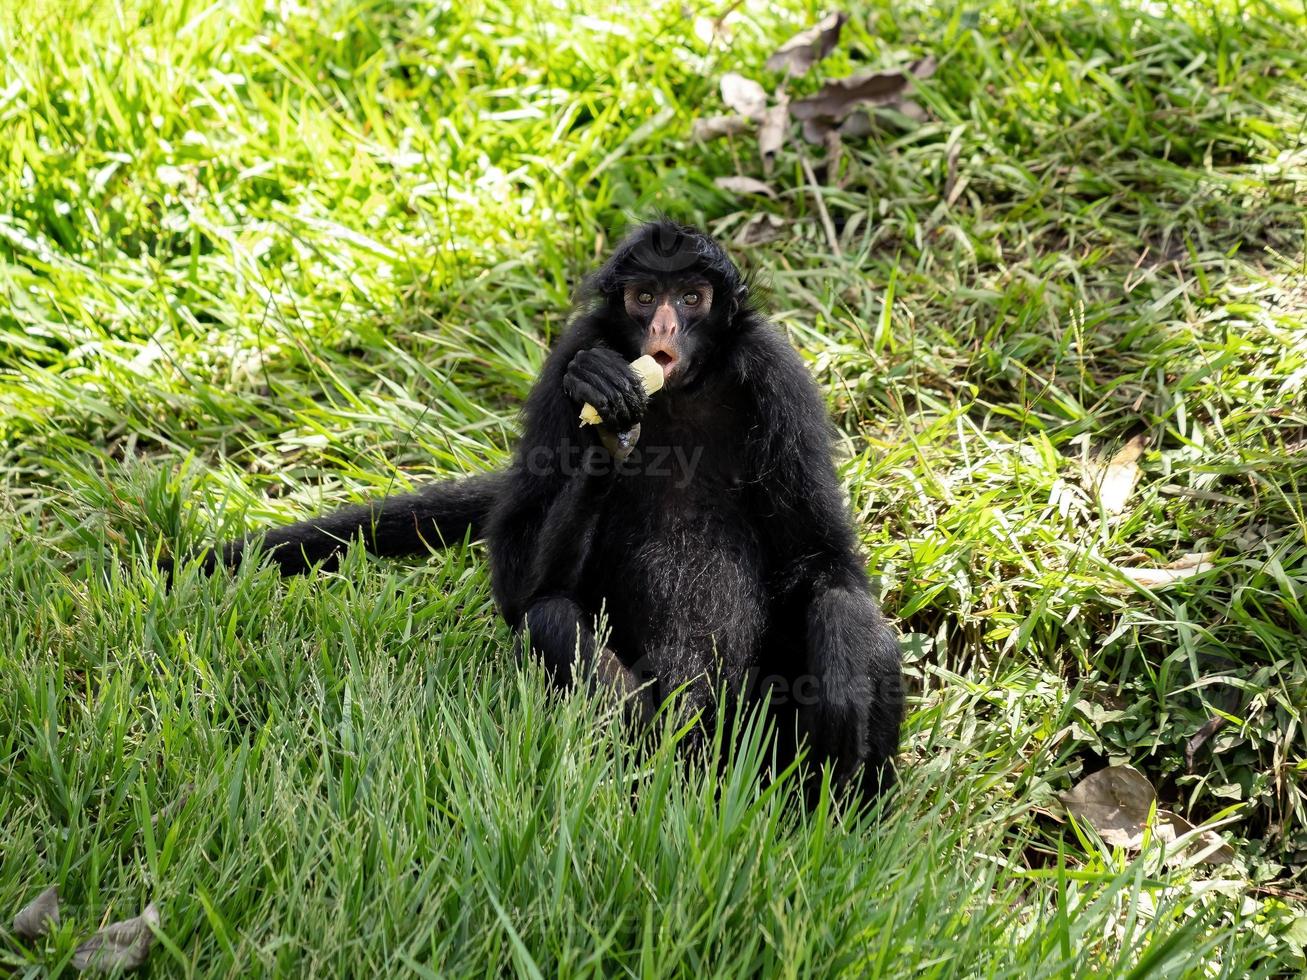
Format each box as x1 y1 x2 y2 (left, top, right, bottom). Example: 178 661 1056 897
172 471 506 578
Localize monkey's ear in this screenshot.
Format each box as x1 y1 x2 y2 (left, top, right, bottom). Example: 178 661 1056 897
728 284 749 320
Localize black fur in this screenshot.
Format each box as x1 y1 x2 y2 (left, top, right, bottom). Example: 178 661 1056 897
176 220 902 797
175 473 507 576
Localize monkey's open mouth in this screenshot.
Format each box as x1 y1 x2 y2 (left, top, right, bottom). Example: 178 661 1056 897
649 348 678 379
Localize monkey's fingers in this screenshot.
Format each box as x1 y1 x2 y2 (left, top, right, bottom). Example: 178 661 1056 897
579 354 665 426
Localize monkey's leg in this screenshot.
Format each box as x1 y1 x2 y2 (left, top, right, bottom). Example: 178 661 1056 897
801 580 902 796
515 467 657 716
525 470 609 599
520 596 655 725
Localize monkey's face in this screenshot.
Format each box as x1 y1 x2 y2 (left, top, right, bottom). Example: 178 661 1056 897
618 279 715 387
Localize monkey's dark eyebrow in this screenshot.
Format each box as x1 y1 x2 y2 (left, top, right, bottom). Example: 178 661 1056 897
668 281 711 292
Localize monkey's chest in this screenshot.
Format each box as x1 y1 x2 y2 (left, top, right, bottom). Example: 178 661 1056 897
580 480 767 664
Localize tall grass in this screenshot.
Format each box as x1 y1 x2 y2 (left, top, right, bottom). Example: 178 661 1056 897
2 0 1305 974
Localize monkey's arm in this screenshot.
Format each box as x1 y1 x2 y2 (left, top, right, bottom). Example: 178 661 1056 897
489 316 644 622
488 322 654 717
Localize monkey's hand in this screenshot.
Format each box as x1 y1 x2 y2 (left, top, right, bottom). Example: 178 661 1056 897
563 348 648 433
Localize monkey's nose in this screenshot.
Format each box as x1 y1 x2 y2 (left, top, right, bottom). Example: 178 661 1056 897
650 304 678 340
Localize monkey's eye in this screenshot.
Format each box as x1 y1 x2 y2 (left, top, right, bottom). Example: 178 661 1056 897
682 291 701 307
637 291 654 305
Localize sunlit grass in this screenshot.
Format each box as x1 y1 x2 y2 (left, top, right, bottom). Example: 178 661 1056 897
2 0 1305 975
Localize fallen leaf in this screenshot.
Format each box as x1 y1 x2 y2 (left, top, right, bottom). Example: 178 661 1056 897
791 57 936 123
148 783 194 834
895 99 929 123
1057 765 1233 866
1058 765 1156 848
800 116 833 144
791 72 903 121
14 885 60 941
693 7 742 46
714 176 776 198
1116 551 1216 589
944 139 962 205
1185 716 1228 772
1089 433 1147 514
801 103 920 143
824 128 845 187
838 110 873 138
691 115 752 140
765 11 847 74
913 55 939 80
720 73 768 119
758 93 789 168
734 213 785 246
72 903 160 973
1152 810 1237 865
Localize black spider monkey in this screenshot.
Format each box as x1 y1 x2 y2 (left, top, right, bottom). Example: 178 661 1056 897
174 220 902 797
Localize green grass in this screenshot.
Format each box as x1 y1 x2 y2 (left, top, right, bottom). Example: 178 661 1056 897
3 0 1306 974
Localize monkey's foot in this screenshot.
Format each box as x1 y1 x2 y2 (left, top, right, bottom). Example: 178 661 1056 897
591 647 657 727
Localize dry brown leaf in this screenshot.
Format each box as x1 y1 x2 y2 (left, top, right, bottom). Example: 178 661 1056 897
896 99 929 123
1059 765 1157 848
692 115 752 141
714 176 776 198
800 116 833 144
693 13 738 46
824 128 845 187
838 111 874 138
791 57 936 123
944 139 962 205
791 72 904 121
1057 765 1233 866
765 11 847 74
1158 810 1237 865
72 903 160 973
14 885 60 941
148 783 194 834
1117 551 1216 589
1090 433 1147 514
802 105 920 144
734 213 785 246
1185 716 1227 772
758 93 790 168
720 73 768 119
913 55 939 80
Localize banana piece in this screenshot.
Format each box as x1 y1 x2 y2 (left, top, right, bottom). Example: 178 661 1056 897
579 354 665 426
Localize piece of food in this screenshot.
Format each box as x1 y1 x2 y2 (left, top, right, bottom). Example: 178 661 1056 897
579 354 665 426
